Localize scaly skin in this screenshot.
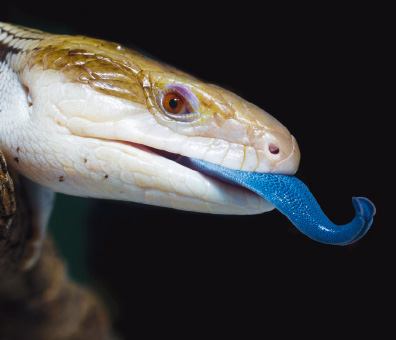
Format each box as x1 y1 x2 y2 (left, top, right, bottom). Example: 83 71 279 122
0 22 300 215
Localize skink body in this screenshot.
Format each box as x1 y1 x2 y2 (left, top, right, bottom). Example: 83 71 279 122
0 22 374 245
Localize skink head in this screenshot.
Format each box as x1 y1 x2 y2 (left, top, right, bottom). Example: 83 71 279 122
9 28 300 214
16 32 300 174
139 71 300 174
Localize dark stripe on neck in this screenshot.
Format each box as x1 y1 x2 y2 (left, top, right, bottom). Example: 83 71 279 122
0 42 21 64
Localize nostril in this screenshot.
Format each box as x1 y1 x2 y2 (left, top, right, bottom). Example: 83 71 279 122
268 144 280 155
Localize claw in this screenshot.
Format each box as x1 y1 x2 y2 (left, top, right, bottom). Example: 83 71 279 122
182 157 375 245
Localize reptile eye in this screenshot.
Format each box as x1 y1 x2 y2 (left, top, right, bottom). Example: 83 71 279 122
162 93 188 115
159 85 200 122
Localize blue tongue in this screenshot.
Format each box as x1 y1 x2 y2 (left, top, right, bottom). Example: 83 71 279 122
179 157 375 246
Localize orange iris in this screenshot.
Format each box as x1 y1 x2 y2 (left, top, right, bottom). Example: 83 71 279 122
162 93 188 115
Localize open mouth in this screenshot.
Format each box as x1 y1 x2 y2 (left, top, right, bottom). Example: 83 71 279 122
93 139 274 215
116 141 256 191
118 140 181 161
119 140 206 172
149 147 182 163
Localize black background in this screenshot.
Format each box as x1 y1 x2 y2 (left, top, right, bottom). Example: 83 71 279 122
1 3 391 338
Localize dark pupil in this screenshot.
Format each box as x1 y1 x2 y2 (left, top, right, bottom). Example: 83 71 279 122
169 98 179 109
